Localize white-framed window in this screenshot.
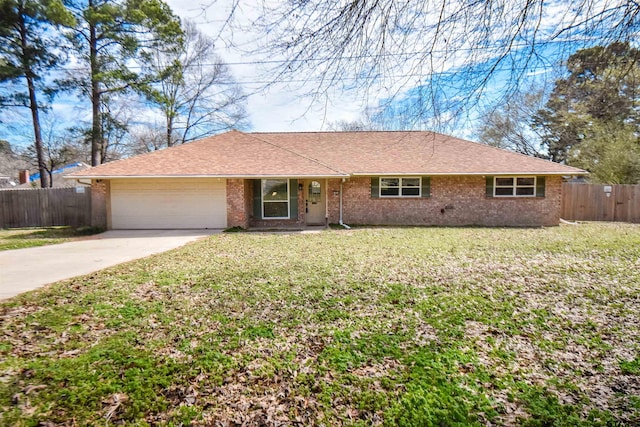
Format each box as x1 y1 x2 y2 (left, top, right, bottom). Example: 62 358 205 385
380 177 421 197
262 179 289 218
494 176 536 197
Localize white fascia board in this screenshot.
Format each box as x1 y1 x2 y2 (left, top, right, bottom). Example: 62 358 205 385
67 174 350 180
351 171 588 176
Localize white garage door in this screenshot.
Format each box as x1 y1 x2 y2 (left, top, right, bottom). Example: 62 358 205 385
110 178 227 229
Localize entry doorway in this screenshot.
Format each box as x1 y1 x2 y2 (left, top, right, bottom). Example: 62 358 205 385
305 180 326 225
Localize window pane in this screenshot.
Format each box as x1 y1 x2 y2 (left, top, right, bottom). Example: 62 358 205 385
381 187 400 196
495 177 514 186
380 178 399 187
308 181 321 197
264 201 289 217
402 187 420 196
517 177 535 186
495 187 514 196
263 179 288 201
516 187 535 196
402 178 420 187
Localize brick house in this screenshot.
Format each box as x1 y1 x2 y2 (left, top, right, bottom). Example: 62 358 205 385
66 130 586 229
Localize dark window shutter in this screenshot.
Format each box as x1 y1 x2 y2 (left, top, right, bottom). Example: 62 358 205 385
421 176 431 198
371 177 379 198
486 176 494 197
253 179 262 220
289 179 298 219
536 176 546 198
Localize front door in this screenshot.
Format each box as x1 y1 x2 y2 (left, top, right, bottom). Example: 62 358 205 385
305 180 326 225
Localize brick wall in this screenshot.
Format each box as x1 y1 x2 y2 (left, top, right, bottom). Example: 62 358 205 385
91 179 109 228
244 180 253 228
226 179 249 229
332 175 562 227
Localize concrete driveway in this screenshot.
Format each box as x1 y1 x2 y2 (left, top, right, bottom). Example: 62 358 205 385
0 229 219 300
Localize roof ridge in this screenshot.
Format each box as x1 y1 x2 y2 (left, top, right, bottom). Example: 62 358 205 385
243 132 349 176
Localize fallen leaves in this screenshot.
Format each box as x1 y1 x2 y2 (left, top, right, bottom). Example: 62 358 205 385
103 392 128 423
1 224 639 425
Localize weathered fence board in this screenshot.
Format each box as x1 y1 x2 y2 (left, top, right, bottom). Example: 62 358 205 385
0 187 91 228
562 183 640 223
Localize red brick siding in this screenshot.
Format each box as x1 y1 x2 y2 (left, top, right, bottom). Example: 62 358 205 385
331 176 562 227
226 179 250 229
243 180 253 228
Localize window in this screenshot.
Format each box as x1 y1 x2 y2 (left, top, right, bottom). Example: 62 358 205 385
262 179 289 218
380 177 421 197
308 180 321 202
494 176 536 197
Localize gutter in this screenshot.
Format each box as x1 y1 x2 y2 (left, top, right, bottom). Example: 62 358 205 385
66 171 587 180
350 171 587 176
64 174 349 180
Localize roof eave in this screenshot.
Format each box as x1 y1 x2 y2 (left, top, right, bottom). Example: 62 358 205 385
66 170 588 180
64 173 350 180
351 171 588 176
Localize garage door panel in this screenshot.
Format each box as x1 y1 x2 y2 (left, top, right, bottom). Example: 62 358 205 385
110 178 227 229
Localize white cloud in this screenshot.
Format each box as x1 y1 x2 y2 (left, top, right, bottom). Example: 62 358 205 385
165 0 392 131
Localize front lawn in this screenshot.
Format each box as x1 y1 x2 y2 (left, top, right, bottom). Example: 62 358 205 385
1 224 639 425
0 227 103 251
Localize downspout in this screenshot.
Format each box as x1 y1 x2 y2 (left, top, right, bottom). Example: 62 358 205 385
339 178 351 229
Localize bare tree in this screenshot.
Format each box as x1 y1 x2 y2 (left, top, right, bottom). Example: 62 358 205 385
0 139 28 183
327 119 374 132
143 20 248 148
20 113 82 186
65 95 132 163
219 0 640 129
476 87 547 157
127 124 167 155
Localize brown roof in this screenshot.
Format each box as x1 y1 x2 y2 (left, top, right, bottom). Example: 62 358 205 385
67 130 586 178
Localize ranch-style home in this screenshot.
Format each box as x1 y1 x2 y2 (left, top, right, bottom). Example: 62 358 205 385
66 130 586 229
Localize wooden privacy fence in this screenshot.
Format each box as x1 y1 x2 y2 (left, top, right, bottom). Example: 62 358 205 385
561 183 640 223
0 187 91 228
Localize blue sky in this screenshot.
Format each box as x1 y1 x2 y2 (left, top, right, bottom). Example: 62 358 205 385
0 0 628 148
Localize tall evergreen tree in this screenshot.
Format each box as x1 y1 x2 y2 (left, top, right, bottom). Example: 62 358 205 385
534 42 640 162
63 0 182 165
533 42 640 183
0 0 74 187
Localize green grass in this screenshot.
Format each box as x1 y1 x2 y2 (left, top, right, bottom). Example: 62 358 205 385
0 226 103 251
1 223 639 425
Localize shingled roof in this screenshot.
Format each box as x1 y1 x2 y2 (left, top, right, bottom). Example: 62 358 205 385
67 130 586 178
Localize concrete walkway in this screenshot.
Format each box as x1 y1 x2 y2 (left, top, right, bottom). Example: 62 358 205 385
0 229 219 300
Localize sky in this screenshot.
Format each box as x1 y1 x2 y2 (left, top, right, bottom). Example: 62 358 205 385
164 0 370 132
0 0 370 149
0 0 627 148
157 0 543 136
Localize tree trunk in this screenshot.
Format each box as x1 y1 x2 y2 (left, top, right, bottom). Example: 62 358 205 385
18 8 49 188
166 113 174 147
89 0 102 166
27 78 49 187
